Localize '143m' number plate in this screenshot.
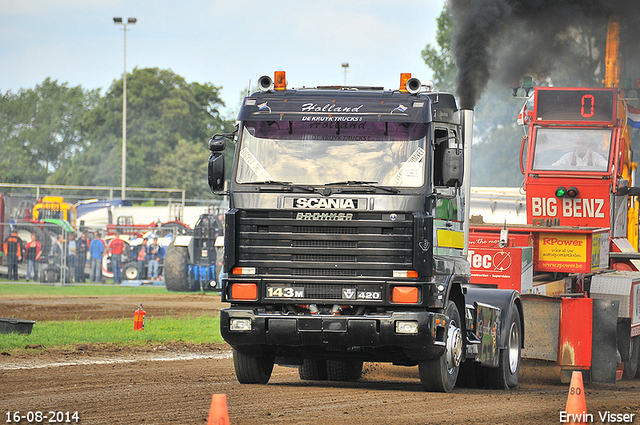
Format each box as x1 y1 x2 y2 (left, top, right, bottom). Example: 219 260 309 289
266 286 305 298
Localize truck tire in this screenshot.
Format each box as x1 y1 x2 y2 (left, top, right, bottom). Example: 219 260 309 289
326 360 363 381
482 307 522 389
419 301 462 392
232 348 274 384
298 359 328 381
623 336 640 379
456 360 484 389
164 240 193 292
123 262 140 280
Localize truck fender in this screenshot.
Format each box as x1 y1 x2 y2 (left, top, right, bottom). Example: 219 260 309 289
464 287 524 350
173 234 194 262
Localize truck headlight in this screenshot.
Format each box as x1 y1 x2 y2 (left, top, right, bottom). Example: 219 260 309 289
230 318 252 331
396 320 419 334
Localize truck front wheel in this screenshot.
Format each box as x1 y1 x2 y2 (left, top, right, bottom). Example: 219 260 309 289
623 336 639 379
326 360 363 381
482 307 522 389
419 301 462 392
298 359 328 381
232 349 274 384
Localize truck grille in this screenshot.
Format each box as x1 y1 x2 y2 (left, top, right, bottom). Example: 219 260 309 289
234 210 413 279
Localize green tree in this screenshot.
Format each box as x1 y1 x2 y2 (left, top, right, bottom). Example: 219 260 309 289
421 4 456 93
422 5 524 187
49 68 235 199
0 79 98 184
153 139 211 197
422 4 637 187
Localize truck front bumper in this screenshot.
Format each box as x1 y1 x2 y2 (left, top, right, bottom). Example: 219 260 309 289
221 308 447 357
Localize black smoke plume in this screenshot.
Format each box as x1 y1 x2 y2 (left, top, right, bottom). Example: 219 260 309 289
450 0 640 109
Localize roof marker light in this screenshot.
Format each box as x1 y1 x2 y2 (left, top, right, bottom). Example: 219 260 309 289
399 73 411 92
274 71 287 91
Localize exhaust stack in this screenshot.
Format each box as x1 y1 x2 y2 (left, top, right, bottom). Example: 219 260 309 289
461 109 474 257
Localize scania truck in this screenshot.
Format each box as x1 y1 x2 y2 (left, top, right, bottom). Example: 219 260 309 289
207 72 523 392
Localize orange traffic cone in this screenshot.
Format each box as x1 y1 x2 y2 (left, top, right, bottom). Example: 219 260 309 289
207 393 229 425
565 371 588 424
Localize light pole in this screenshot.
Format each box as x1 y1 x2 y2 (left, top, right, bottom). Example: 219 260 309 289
113 17 136 200
342 63 349 85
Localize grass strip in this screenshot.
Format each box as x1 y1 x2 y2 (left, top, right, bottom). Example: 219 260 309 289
0 315 222 352
0 282 188 296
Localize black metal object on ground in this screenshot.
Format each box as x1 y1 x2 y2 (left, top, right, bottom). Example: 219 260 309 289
0 317 35 334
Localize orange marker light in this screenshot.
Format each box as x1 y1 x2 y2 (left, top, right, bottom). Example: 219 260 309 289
393 286 419 304
399 73 412 92
274 71 287 91
232 267 255 275
393 270 419 278
231 283 258 300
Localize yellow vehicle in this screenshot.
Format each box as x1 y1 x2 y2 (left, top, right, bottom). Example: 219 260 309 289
32 196 77 230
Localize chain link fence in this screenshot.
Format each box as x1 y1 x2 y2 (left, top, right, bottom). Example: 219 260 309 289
1 222 71 285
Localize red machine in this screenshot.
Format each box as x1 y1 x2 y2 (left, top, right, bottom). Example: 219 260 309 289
469 84 640 383
106 216 190 238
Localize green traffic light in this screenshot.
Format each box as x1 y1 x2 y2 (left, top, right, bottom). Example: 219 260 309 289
555 187 567 198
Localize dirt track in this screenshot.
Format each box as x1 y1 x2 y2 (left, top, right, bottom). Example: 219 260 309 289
1 293 640 424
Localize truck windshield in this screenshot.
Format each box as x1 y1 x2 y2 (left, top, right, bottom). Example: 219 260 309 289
235 120 428 187
531 128 612 172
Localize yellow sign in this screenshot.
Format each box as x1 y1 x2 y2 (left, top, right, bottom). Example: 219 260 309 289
436 229 465 249
538 233 587 270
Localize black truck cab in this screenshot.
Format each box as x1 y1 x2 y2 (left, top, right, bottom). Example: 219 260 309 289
208 72 522 392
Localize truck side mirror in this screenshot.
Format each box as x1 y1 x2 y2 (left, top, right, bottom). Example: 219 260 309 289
208 136 227 152
442 148 463 187
208 153 225 193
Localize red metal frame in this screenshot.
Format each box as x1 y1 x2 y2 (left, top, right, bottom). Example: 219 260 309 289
532 87 617 126
559 297 593 370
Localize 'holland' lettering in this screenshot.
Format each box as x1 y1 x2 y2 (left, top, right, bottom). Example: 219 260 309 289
301 103 364 113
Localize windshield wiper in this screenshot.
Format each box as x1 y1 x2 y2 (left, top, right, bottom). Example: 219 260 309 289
324 180 399 193
241 180 316 192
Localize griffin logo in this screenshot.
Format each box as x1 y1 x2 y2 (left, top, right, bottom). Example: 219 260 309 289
342 288 356 299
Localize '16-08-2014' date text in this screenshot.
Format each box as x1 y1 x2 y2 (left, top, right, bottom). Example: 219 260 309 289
6 411 80 423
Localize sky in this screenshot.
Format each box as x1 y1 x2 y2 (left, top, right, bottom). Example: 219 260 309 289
0 0 445 117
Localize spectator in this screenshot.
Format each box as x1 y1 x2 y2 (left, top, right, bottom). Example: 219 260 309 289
89 231 105 283
135 238 148 279
25 234 42 282
51 235 64 266
147 237 164 280
552 134 607 169
3 230 23 281
67 233 77 281
76 232 89 282
107 231 126 284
